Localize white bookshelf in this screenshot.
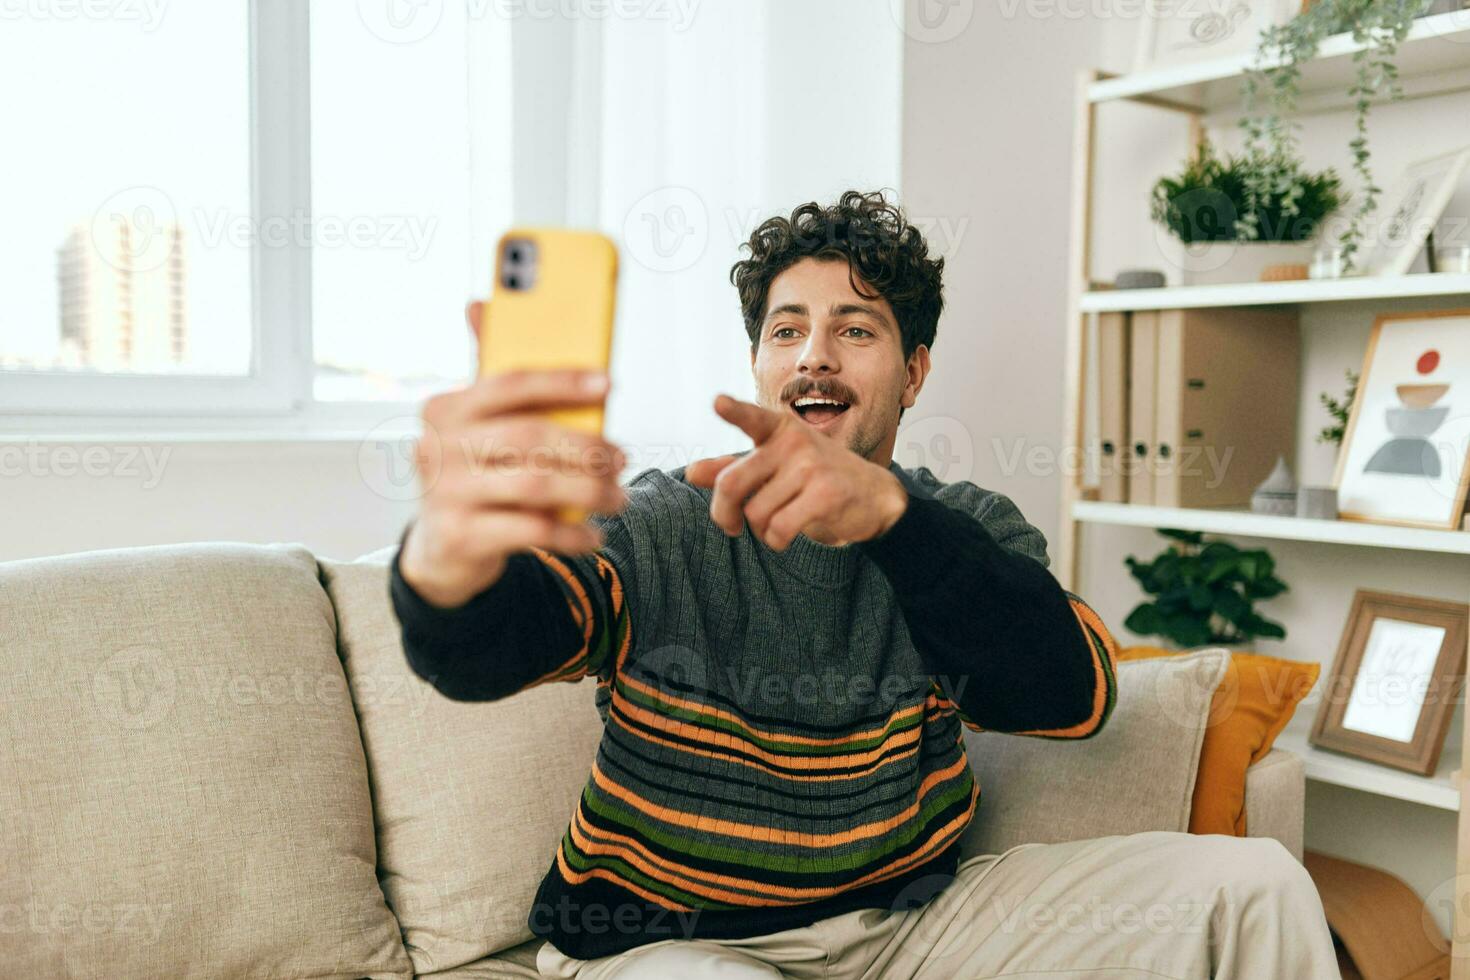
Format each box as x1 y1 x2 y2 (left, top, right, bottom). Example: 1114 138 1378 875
1082 273 1470 313
1088 11 1470 111
1073 501 1470 555
1057 24 1470 969
1274 724 1463 813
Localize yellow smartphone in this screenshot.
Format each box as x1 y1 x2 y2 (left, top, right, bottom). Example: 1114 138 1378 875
480 228 618 522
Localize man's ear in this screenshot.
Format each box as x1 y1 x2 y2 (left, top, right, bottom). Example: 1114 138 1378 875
900 345 931 410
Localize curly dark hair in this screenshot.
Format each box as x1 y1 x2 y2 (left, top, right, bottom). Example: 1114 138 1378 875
729 190 944 359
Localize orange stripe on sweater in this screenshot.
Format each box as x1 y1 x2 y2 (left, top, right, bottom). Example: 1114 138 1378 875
557 777 980 906
1012 597 1113 738
610 687 925 770
617 670 928 749
588 753 970 848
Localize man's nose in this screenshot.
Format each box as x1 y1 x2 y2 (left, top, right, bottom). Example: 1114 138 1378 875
796 333 838 374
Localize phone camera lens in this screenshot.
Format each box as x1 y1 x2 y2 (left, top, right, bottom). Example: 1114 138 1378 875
507 247 523 264
506 274 522 290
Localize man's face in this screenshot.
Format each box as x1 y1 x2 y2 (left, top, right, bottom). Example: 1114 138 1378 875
750 257 929 465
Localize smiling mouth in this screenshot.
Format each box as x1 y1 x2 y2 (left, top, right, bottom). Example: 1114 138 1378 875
791 396 851 427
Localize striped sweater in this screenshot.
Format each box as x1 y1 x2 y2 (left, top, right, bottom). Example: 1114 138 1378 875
390 462 1119 961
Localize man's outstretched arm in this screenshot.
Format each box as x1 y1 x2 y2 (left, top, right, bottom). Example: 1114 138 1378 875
391 531 629 702
859 491 1118 738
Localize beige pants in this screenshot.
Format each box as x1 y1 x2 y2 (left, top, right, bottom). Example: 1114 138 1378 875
535 830 1339 979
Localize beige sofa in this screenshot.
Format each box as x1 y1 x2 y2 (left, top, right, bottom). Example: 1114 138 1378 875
1 542 1306 979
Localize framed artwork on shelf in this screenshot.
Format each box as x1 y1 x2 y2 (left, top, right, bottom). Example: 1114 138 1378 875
1334 309 1470 530
1362 145 1470 278
1310 590 1467 776
1134 0 1300 72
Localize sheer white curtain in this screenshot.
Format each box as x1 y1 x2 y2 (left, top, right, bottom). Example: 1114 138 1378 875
487 0 903 472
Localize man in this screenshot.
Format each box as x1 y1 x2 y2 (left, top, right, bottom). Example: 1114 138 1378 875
391 191 1338 978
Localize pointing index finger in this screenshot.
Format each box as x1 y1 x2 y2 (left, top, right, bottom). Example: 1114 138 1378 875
713 394 783 445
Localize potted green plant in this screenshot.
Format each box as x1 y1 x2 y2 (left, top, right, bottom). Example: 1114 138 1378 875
1241 0 1432 273
1124 529 1290 648
1151 140 1343 285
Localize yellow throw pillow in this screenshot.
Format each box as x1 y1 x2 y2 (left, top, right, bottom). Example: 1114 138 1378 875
1119 646 1319 837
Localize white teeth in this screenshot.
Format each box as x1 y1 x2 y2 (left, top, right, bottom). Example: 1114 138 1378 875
793 397 846 408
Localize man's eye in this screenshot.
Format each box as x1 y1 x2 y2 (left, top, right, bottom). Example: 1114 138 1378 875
773 326 799 339
843 326 873 338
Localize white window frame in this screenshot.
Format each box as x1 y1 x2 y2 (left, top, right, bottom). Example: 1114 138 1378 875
3 0 448 438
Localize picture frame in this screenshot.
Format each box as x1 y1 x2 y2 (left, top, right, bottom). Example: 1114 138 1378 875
1134 0 1301 72
1334 308 1470 530
1310 590 1467 776
1362 145 1470 278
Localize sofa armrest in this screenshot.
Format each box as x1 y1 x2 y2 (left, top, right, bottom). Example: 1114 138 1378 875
1243 748 1305 863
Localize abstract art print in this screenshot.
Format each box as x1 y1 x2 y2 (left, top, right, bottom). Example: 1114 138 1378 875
1135 0 1299 71
1362 146 1470 277
1335 309 1470 529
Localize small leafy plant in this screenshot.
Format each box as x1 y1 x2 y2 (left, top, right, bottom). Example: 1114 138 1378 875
1151 140 1342 244
1124 529 1289 648
1241 0 1431 271
1317 368 1360 447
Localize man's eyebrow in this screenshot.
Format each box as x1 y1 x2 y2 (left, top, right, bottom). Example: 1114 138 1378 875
763 303 808 322
831 302 894 330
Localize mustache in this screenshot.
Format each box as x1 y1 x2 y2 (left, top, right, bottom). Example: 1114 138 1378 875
781 377 859 406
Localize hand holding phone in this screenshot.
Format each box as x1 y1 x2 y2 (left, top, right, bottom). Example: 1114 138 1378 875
397 230 624 608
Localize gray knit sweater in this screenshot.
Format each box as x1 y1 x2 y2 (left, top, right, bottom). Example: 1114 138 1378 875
390 461 1119 960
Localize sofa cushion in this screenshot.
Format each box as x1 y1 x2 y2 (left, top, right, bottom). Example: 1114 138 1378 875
320 554 604 975
1119 646 1320 837
0 543 411 980
957 647 1230 857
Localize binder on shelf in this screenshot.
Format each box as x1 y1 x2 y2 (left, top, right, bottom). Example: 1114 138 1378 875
1126 310 1159 505
1152 307 1300 509
1096 311 1130 503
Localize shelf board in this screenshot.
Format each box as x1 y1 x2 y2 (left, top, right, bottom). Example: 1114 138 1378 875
1089 11 1470 110
1273 724 1462 812
1079 273 1470 313
1072 500 1470 555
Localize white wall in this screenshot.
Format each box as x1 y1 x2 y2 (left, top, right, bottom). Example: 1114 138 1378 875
899 1 1469 942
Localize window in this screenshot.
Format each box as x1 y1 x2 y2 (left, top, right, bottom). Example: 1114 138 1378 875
1 4 252 380
1 0 484 428
308 2 476 403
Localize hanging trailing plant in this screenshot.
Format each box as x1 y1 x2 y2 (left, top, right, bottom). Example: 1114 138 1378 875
1240 0 1431 272
1316 367 1360 447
